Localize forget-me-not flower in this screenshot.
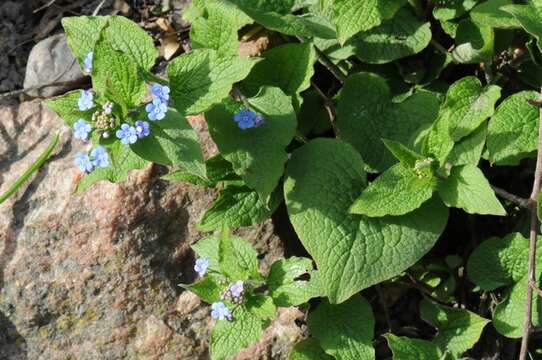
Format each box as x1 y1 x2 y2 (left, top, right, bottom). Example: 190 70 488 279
78 90 94 111
116 123 138 145
234 108 257 130
211 302 232 321
145 99 167 121
229 281 244 298
254 115 265 127
83 52 93 74
135 120 150 138
151 84 170 103
194 258 209 277
90 146 110 168
102 101 113 115
74 152 94 173
73 119 92 141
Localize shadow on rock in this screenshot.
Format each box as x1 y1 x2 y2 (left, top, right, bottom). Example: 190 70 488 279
0 311 27 360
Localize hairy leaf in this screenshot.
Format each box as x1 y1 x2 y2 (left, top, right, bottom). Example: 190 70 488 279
289 339 334 360
384 334 445 360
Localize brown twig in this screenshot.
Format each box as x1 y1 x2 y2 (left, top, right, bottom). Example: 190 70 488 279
0 79 87 100
310 80 339 137
491 185 531 208
519 88 542 360
529 281 542 299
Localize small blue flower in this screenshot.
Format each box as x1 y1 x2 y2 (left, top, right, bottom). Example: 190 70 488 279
194 258 209 277
74 152 94 173
78 90 94 111
83 52 93 74
211 302 232 321
145 99 168 121
135 120 150 138
234 108 257 130
254 115 265 127
229 280 244 298
73 119 92 141
90 146 110 168
116 123 138 145
150 84 170 103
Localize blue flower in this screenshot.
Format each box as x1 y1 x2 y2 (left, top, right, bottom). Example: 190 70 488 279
145 99 167 121
78 90 94 111
83 52 93 74
73 119 92 141
234 108 257 130
194 258 209 277
151 84 170 103
135 120 150 138
228 281 244 298
211 302 232 321
74 152 94 173
254 115 265 127
90 146 110 168
116 123 138 145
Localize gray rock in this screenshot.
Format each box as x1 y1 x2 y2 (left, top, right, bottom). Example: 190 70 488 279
23 34 87 98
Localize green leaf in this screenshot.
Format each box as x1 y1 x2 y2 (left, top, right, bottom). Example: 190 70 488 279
62 16 108 66
198 185 279 231
242 43 316 109
183 273 223 303
219 232 261 281
168 49 259 115
433 0 480 21
350 164 436 217
192 236 221 273
267 257 323 307
382 139 425 169
130 109 206 179
210 306 266 360
245 294 276 320
206 87 297 201
384 334 444 360
350 7 432 64
228 0 296 14
437 164 506 216
452 20 494 64
93 34 146 108
307 296 375 360
284 139 448 303
419 299 490 357
43 90 94 126
502 3 542 51
163 155 237 187
289 339 334 360
470 0 520 29
76 142 148 193
106 16 158 71
487 91 540 165
337 72 440 172
446 122 487 166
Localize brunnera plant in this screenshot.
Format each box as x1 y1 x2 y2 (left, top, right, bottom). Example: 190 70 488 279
39 0 542 359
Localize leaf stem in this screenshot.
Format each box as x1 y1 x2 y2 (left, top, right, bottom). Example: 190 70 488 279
310 80 339 137
0 132 60 204
519 88 542 360
491 185 531 209
296 36 347 84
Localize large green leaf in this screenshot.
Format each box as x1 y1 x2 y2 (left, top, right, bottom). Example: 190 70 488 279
384 334 445 360
219 232 261 281
307 296 375 360
284 139 448 303
62 16 108 66
337 72 440 172
206 87 297 201
420 299 490 357
446 122 487 166
130 109 205 179
168 49 259 115
452 20 494 64
433 0 480 21
487 91 540 165
350 7 432 64
437 164 506 216
502 3 542 51
289 339 334 360
350 164 436 217
470 0 520 29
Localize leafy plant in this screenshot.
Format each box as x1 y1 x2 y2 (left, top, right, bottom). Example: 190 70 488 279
42 1 542 359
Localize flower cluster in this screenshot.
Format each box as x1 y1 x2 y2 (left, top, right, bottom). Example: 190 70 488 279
233 108 265 130
222 280 244 305
194 258 209 277
145 84 169 121
73 119 92 141
116 120 150 145
74 146 110 173
211 302 232 321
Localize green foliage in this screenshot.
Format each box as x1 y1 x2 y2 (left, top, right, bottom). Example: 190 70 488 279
289 339 333 360
384 334 446 360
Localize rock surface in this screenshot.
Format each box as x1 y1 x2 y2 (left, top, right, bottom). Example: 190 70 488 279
0 101 302 359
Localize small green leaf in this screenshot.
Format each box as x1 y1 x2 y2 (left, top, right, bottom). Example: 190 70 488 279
437 164 506 216
206 87 297 201
163 155 237 187
446 122 487 166
289 339 334 360
219 232 261 281
130 109 206 179
210 306 266 360
420 299 490 357
307 296 375 360
337 72 440 172
382 139 425 168
168 49 259 115
433 0 479 21
183 274 223 303
62 16 108 66
76 142 148 193
350 7 432 64
267 257 323 307
350 164 436 217
44 90 94 126
192 236 221 273
487 91 540 165
384 334 445 360
452 20 494 64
